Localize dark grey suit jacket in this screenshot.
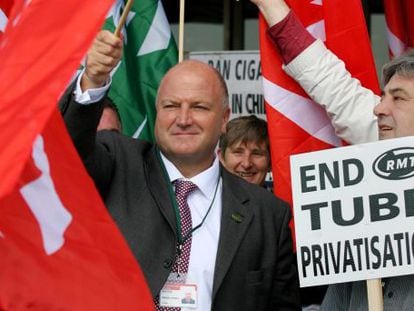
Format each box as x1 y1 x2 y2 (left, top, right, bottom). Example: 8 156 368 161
321 275 414 311
60 90 300 310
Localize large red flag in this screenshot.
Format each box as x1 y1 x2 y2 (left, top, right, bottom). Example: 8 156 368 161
0 110 154 310
259 0 380 243
384 0 414 58
0 0 111 199
0 0 154 309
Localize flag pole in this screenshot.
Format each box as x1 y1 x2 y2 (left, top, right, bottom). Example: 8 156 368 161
366 279 383 311
114 0 134 38
178 0 185 62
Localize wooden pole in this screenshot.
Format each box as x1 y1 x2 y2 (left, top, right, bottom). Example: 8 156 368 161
178 0 185 62
114 0 134 38
223 0 231 50
367 279 383 311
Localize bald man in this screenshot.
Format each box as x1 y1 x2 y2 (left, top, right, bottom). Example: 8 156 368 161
60 30 300 311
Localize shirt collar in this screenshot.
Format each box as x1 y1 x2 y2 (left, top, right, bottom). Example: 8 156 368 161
160 152 220 199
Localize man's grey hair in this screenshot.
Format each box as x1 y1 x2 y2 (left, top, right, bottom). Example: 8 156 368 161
382 49 414 85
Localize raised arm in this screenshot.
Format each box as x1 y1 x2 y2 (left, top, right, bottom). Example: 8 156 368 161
59 30 123 194
81 30 123 91
250 0 379 144
250 0 290 27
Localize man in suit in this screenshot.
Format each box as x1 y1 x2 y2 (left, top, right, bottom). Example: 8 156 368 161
60 30 300 310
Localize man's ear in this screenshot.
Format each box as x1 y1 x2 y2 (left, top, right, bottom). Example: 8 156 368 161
217 148 225 164
221 107 230 134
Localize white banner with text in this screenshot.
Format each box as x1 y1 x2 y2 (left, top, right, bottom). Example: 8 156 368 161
291 136 414 287
189 50 264 120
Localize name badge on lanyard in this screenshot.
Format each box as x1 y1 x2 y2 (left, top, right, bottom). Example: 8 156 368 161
159 273 198 309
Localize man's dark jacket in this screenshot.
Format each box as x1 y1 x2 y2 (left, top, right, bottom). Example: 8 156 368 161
60 88 300 310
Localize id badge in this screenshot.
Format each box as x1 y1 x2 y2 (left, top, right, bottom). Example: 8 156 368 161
159 273 197 309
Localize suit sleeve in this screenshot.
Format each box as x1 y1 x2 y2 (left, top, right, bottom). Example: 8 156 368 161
271 201 301 310
321 282 353 310
59 83 114 194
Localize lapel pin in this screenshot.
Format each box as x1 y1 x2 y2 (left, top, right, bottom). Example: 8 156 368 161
231 212 244 223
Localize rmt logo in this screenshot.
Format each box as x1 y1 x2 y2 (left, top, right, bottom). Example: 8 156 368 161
373 147 414 180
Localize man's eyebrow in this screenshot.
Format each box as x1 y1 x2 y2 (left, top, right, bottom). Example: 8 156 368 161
388 87 410 96
159 99 179 104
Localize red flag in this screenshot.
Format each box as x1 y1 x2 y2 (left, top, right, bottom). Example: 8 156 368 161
384 0 414 58
0 110 154 310
384 0 406 57
259 0 380 244
0 0 13 40
0 0 154 309
0 0 110 199
0 0 13 15
402 0 414 48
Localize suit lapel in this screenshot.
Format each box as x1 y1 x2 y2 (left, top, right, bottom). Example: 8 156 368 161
146 155 254 297
212 168 253 298
145 146 178 236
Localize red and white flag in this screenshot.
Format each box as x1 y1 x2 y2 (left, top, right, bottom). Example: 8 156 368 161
0 111 153 309
0 0 153 309
0 0 111 199
259 0 380 242
384 0 414 58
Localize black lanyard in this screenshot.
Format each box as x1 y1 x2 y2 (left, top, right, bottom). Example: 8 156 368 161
179 175 220 247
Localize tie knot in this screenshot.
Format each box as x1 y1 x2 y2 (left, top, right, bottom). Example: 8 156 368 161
175 180 198 199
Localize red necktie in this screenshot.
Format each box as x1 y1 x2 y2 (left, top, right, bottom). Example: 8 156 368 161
155 180 197 310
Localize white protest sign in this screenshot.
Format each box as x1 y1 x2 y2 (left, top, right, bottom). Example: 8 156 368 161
291 136 414 287
189 51 264 120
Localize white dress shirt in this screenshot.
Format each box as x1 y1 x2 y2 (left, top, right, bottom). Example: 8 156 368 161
74 70 109 104
161 153 222 311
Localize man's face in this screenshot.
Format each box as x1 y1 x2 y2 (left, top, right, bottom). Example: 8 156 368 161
155 62 230 174
374 74 414 140
220 140 270 186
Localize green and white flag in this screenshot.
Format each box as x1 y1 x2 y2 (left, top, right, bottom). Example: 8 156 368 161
104 0 177 141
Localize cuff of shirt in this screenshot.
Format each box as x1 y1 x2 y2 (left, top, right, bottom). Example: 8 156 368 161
74 69 111 104
267 10 316 64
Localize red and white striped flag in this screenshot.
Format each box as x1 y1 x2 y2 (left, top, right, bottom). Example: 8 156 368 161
259 0 380 242
0 0 153 309
384 0 414 58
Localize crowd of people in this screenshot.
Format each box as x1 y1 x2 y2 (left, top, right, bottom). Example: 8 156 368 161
58 0 414 310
